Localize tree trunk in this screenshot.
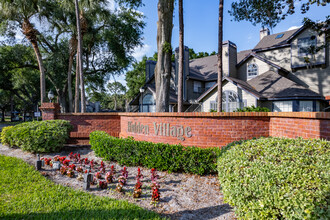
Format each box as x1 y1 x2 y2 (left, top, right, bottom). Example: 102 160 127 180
1 109 4 122
74 55 80 113
67 36 77 113
217 0 224 112
75 0 86 113
178 0 184 112
155 0 175 112
22 19 46 103
114 95 117 110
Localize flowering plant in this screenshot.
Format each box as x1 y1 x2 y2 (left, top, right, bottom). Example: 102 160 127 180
90 160 95 170
44 158 52 166
136 167 143 181
90 177 97 185
53 155 60 161
121 167 128 179
76 166 83 173
99 181 107 189
62 159 70 166
116 183 123 192
118 176 126 186
68 152 74 160
69 164 76 170
151 187 160 201
95 172 102 179
67 168 74 178
99 161 105 173
133 179 143 198
84 158 89 165
60 166 68 175
150 168 159 182
59 156 66 163
110 165 116 175
105 171 114 183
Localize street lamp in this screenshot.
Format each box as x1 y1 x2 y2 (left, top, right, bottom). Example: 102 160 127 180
139 87 145 112
48 90 54 103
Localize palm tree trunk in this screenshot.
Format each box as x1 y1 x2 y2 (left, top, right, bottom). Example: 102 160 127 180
74 55 80 113
155 0 175 112
178 0 184 112
217 0 224 112
22 19 46 103
67 36 77 112
75 0 86 113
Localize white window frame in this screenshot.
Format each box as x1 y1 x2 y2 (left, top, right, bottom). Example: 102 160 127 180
273 101 293 112
247 63 258 79
299 101 313 112
297 36 317 57
193 81 202 93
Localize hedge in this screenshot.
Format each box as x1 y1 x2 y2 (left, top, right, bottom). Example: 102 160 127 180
218 137 330 219
90 131 222 175
1 120 72 153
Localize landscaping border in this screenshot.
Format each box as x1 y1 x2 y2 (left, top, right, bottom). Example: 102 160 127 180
40 103 330 147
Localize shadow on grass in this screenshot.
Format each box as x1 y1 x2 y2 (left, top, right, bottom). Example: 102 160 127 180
1 208 162 220
165 204 233 220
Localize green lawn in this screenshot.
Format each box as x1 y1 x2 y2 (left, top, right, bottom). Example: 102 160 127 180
0 155 163 219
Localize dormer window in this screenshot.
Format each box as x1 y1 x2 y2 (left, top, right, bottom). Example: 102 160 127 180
297 36 317 56
247 63 258 78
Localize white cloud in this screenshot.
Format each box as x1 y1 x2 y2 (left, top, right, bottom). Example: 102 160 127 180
132 44 151 62
287 25 302 31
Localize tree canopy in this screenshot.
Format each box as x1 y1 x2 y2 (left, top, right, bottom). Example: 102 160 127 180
230 0 329 29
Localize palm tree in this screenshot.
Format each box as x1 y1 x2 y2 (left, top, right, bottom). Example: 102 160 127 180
177 0 184 112
0 0 53 103
217 0 224 112
75 0 86 113
155 0 175 112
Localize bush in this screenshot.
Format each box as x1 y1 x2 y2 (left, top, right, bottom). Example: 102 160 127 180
0 120 72 153
234 105 270 112
218 137 330 219
90 131 220 175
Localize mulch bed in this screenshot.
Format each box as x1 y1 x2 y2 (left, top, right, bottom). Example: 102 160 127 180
0 144 235 220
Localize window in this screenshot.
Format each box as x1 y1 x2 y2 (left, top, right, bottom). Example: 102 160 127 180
298 36 317 56
141 94 155 112
213 90 243 112
194 81 202 93
299 101 313 112
273 101 293 112
247 63 258 78
205 82 216 91
275 33 284 39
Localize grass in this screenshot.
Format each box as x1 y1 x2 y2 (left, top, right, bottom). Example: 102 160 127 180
0 155 163 219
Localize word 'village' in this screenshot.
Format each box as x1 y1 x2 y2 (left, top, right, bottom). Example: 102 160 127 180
127 121 192 141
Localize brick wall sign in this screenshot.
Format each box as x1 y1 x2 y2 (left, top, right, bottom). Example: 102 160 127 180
40 103 330 147
127 121 192 141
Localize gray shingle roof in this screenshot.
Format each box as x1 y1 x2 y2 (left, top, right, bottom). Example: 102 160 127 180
253 28 300 50
237 49 253 63
197 71 324 102
188 55 218 81
247 71 323 99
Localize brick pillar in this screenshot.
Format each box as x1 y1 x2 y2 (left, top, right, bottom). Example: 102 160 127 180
39 103 60 120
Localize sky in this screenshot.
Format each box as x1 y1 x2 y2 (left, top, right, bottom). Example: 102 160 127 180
132 0 330 62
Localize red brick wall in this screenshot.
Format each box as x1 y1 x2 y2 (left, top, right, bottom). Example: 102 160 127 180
40 103 330 147
269 112 330 140
57 113 121 145
119 113 270 147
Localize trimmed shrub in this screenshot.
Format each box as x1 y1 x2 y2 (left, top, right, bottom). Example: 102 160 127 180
0 120 72 153
234 105 270 112
0 126 14 146
218 137 330 219
90 131 220 175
